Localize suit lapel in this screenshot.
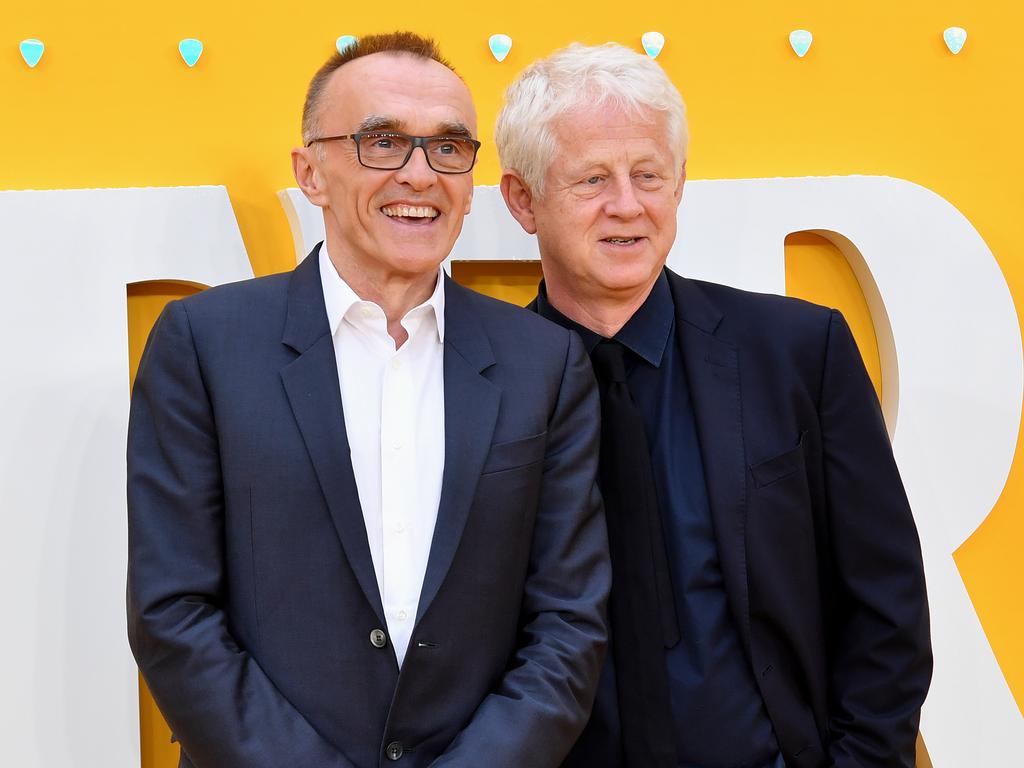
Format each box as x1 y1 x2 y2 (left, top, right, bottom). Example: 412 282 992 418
280 245 385 623
668 271 753 656
416 278 500 623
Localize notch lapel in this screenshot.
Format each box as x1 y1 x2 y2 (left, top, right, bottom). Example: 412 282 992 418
668 271 753 656
280 246 385 624
416 279 500 623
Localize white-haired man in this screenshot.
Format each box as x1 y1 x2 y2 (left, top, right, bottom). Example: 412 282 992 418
497 43 931 768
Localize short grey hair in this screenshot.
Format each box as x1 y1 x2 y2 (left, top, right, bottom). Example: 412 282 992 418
301 31 456 153
495 42 688 196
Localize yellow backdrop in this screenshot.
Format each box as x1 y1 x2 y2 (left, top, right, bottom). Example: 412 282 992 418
5 1 1020 766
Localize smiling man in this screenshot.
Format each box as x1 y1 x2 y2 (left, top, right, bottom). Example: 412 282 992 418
127 32 609 768
498 43 931 768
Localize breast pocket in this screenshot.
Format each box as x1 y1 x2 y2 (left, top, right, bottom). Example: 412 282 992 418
750 431 808 488
480 431 548 475
747 431 816 561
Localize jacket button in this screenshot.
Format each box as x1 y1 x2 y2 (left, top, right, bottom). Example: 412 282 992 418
385 741 404 760
370 629 388 649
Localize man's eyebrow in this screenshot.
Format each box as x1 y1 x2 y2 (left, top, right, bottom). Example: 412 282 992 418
355 117 473 138
435 121 473 138
357 115 404 132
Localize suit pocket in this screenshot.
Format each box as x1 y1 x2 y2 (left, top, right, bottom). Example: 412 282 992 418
750 431 807 488
481 431 547 475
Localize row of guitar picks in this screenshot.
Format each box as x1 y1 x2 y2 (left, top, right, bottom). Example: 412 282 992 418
13 26 970 71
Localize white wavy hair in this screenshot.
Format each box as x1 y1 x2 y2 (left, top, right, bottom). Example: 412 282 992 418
495 42 688 197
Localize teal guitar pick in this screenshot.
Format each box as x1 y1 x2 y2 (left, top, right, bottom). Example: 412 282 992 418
641 31 665 59
178 38 203 68
789 29 813 58
488 34 512 63
19 39 45 68
943 27 967 55
336 35 358 55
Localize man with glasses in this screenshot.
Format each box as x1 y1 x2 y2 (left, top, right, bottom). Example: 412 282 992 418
128 32 609 768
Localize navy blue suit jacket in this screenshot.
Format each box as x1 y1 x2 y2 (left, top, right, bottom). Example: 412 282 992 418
127 246 610 768
558 270 931 768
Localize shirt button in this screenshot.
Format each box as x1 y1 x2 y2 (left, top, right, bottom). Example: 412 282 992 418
397 610 408 621
392 358 403 370
369 628 388 648
385 741 404 761
394 522 406 534
360 306 374 318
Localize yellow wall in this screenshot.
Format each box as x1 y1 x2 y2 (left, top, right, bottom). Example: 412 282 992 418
5 1 1020 765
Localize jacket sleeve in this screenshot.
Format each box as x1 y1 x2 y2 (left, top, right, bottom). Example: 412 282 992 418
126 299 357 768
819 310 932 768
430 330 611 768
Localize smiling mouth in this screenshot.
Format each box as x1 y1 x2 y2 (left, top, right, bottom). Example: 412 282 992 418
381 204 440 223
602 237 642 245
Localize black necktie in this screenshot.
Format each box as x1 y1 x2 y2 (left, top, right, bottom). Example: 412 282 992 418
590 340 678 768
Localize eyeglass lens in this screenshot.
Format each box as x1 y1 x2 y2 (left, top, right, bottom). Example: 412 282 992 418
358 133 476 172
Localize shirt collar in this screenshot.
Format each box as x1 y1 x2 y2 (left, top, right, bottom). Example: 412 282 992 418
536 269 674 367
318 241 445 343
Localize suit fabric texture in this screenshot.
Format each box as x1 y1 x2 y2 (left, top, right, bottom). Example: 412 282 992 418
127 245 611 768
550 269 931 768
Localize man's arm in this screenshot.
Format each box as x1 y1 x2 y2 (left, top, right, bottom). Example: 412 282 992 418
431 330 611 768
818 310 932 768
127 300 356 768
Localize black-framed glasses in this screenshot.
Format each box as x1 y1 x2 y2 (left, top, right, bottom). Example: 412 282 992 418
306 131 481 174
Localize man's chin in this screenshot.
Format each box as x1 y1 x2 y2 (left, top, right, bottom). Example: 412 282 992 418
379 246 450 279
593 265 663 297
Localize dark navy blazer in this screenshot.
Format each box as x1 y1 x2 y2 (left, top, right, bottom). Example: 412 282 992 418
127 246 611 768
553 269 931 768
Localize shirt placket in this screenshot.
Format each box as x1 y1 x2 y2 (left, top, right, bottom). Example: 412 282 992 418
379 341 419 664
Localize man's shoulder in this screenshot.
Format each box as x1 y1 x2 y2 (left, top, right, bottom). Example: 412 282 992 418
668 269 834 342
449 279 573 344
176 270 293 322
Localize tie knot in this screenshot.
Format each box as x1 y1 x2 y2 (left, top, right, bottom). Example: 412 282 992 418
591 340 628 383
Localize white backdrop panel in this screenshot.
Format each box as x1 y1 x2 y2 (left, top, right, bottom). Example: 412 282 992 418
0 186 252 767
0 177 1019 766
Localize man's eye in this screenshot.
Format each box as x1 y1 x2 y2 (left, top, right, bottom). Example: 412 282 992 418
635 172 665 188
584 176 603 185
371 137 394 149
437 142 457 155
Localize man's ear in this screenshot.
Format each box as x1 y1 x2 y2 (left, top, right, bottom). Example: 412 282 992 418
674 160 687 203
292 147 328 208
500 171 538 235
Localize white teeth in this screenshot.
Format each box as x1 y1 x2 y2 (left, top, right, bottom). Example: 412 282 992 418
382 205 439 219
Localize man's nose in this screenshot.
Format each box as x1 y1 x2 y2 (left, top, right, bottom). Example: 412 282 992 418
394 146 438 190
604 176 644 219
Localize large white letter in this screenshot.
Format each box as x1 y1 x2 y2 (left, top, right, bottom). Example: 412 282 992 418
0 186 253 766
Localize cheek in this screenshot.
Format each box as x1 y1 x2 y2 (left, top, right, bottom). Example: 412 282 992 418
654 208 678 243
444 178 474 216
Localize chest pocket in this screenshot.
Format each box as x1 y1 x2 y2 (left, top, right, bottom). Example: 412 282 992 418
750 431 807 488
481 431 547 475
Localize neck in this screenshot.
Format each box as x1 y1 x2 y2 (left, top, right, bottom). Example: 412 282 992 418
545 276 658 339
325 238 438 349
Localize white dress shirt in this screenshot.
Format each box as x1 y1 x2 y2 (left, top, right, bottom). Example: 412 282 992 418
319 244 445 668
